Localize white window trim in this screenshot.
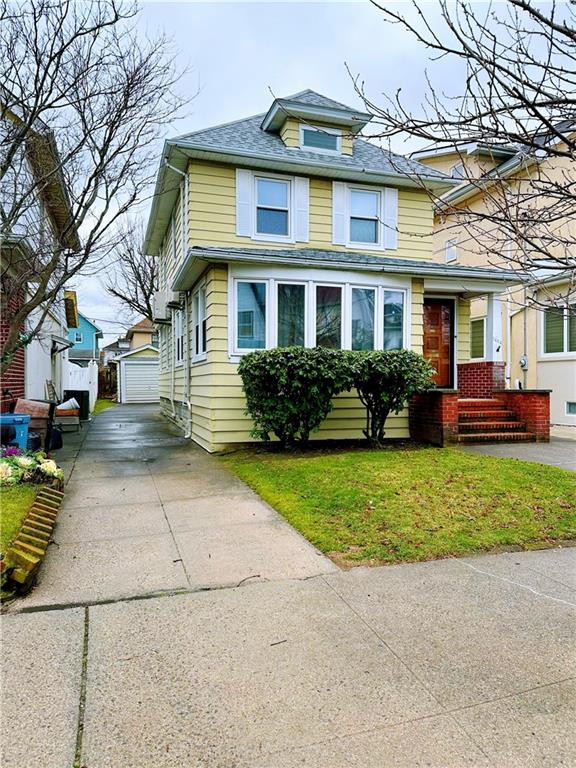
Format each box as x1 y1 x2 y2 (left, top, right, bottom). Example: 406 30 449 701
252 173 295 243
346 185 386 251
192 282 207 363
566 401 576 416
540 304 576 359
470 316 486 361
174 308 184 367
445 239 458 263
299 124 342 154
74 332 83 343
227 265 411 361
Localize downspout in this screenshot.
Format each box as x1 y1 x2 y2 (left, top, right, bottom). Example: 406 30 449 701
182 169 192 439
170 307 176 419
506 288 512 389
523 285 528 389
163 160 188 424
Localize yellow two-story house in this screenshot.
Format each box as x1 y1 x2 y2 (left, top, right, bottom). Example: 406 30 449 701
144 90 521 452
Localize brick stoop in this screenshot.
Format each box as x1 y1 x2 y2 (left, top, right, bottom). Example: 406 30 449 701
457 398 536 443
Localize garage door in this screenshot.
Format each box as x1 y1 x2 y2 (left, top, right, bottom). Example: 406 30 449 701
122 361 159 403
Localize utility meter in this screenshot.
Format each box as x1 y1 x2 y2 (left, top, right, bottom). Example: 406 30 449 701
519 355 528 371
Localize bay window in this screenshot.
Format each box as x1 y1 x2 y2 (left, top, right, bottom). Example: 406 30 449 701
383 291 404 350
237 281 266 349
351 287 375 350
316 286 342 349
277 283 305 347
232 275 408 355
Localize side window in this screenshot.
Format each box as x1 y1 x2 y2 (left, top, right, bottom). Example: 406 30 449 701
74 332 83 343
470 318 485 359
193 286 207 358
174 309 184 365
445 240 458 263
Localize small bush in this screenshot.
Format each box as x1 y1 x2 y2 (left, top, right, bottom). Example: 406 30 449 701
348 349 435 444
238 347 352 446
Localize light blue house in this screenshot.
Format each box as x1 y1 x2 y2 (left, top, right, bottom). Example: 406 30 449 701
68 313 103 367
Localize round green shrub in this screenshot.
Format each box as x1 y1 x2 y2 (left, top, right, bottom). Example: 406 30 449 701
238 347 352 446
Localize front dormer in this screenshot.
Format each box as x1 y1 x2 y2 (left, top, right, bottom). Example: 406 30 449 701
261 91 372 156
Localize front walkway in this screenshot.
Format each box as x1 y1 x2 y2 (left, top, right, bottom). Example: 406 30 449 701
2 405 575 768
461 437 576 471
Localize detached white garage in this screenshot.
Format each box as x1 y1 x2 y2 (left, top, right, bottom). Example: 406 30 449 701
114 345 160 404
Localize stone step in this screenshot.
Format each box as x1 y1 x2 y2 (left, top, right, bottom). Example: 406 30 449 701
459 421 525 433
459 410 514 421
458 432 536 443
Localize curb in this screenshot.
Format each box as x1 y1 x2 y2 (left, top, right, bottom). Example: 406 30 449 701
5 487 65 591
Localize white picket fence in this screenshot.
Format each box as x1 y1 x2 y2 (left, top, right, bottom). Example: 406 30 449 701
63 359 99 411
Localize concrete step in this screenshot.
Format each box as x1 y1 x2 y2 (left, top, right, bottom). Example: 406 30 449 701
458 432 536 443
459 421 525 433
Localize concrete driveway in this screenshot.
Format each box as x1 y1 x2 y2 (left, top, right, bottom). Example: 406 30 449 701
2 405 575 768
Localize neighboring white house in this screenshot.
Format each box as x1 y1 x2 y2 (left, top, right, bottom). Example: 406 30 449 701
25 289 78 401
113 344 159 404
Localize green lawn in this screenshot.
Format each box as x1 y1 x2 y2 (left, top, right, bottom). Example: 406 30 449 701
0 485 37 554
222 446 576 566
92 398 117 416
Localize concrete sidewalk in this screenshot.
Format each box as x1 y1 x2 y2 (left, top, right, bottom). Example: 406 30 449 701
2 405 575 768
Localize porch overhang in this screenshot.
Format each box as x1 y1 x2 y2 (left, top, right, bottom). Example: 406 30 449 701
172 246 522 293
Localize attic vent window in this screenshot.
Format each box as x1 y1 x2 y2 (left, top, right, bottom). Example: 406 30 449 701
300 125 340 153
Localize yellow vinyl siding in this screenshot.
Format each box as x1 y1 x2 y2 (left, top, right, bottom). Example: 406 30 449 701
188 161 433 261
457 298 471 363
280 118 299 148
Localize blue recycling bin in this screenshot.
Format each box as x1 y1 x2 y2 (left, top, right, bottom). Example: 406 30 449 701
0 414 31 449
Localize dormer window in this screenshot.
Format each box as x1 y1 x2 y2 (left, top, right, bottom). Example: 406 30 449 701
300 124 341 153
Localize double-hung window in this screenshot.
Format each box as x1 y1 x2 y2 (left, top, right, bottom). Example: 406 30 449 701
255 178 290 237
174 309 184 365
543 305 576 354
316 286 342 349
445 240 458 263
192 286 207 359
74 332 82 343
350 189 380 245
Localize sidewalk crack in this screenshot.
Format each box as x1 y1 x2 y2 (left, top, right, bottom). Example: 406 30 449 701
73 605 90 768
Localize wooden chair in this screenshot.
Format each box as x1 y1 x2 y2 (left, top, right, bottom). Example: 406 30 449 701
45 380 81 433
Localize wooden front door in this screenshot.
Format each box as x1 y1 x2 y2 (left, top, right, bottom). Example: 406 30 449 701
423 299 454 387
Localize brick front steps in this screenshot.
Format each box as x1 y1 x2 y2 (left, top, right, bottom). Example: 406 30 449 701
457 398 535 443
5 487 64 591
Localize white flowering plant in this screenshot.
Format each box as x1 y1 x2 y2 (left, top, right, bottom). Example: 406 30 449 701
0 450 63 486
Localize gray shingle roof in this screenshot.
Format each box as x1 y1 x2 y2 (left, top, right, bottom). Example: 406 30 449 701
189 245 518 280
176 90 449 180
279 89 360 112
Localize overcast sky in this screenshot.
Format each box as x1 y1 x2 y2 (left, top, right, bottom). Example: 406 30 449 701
75 0 456 343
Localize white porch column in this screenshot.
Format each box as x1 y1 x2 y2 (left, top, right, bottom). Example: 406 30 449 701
485 293 503 362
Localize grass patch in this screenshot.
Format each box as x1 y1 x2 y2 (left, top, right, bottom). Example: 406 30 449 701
0 484 37 554
221 446 576 566
92 398 117 416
